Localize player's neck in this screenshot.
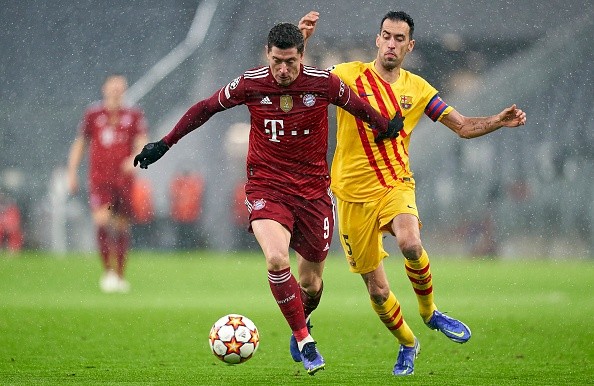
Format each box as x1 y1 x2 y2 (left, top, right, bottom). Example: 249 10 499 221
373 60 400 84
104 99 122 111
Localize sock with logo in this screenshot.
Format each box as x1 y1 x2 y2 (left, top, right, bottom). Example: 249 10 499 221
268 267 308 339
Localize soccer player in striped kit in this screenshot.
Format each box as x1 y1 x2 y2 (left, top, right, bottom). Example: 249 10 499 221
134 22 403 375
300 10 526 375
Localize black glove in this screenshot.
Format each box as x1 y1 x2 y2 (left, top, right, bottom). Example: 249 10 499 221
374 112 404 143
133 139 169 169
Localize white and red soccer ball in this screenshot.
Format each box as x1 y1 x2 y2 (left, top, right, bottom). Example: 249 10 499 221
208 314 260 364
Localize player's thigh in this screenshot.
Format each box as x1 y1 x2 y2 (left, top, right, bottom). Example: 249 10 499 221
251 219 292 270
391 213 422 249
112 179 134 220
89 184 113 227
336 198 386 274
377 182 421 234
246 189 294 269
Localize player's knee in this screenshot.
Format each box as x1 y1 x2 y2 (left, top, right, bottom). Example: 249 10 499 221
300 277 322 295
264 251 291 271
399 241 423 260
368 286 390 305
370 292 389 306
92 207 112 226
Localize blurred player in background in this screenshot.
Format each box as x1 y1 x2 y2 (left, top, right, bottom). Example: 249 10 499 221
299 11 527 375
169 170 204 249
133 22 403 375
0 191 24 254
67 74 148 293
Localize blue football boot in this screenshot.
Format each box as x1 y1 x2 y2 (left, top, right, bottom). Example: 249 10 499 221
425 310 472 343
300 341 325 375
392 338 420 376
289 319 312 362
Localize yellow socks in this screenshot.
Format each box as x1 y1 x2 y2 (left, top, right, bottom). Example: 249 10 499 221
405 249 437 322
371 291 416 346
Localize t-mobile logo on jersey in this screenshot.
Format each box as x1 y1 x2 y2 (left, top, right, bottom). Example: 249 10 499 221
264 119 311 142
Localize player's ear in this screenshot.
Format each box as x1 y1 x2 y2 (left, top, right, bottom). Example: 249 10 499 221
264 45 270 62
407 39 415 52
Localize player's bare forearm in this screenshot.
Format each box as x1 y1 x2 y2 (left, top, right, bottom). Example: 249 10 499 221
443 104 527 139
67 136 86 193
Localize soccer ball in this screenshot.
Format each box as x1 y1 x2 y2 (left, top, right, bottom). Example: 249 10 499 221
208 314 260 364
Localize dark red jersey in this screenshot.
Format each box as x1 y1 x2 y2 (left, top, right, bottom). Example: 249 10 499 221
79 103 147 186
163 65 389 199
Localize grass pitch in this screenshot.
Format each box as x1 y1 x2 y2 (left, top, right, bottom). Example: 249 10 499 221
1 250 593 385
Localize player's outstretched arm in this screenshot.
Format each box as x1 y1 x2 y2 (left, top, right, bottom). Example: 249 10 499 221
133 87 233 169
442 104 527 139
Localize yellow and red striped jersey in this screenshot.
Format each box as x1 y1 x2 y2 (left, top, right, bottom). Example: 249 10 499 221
330 61 453 202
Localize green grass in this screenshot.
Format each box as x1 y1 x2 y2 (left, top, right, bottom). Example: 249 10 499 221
1 251 593 385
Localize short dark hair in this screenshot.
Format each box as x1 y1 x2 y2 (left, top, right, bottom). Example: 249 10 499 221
380 11 414 39
267 23 304 54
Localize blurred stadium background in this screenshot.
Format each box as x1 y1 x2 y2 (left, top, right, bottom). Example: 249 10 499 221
1 0 592 258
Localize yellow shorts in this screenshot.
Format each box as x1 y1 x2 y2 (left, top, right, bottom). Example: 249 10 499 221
336 180 420 274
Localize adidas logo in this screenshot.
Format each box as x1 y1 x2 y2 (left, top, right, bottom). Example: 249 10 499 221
260 96 272 105
323 243 330 251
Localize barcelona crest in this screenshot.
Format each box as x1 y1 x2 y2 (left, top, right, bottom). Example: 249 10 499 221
400 95 413 110
280 95 293 112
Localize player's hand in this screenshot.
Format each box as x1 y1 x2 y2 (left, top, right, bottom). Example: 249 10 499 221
133 139 169 169
499 104 527 128
121 156 136 174
299 11 319 42
374 112 404 142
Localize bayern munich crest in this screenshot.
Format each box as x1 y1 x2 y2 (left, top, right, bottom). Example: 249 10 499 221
302 93 316 107
252 198 266 210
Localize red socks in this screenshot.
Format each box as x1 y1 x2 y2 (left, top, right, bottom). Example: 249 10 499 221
97 226 110 269
268 267 308 340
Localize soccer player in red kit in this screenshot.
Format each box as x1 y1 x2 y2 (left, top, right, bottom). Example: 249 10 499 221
68 74 148 293
134 23 402 375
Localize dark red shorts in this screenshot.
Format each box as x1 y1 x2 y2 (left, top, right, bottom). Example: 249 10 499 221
89 178 134 217
245 188 335 263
